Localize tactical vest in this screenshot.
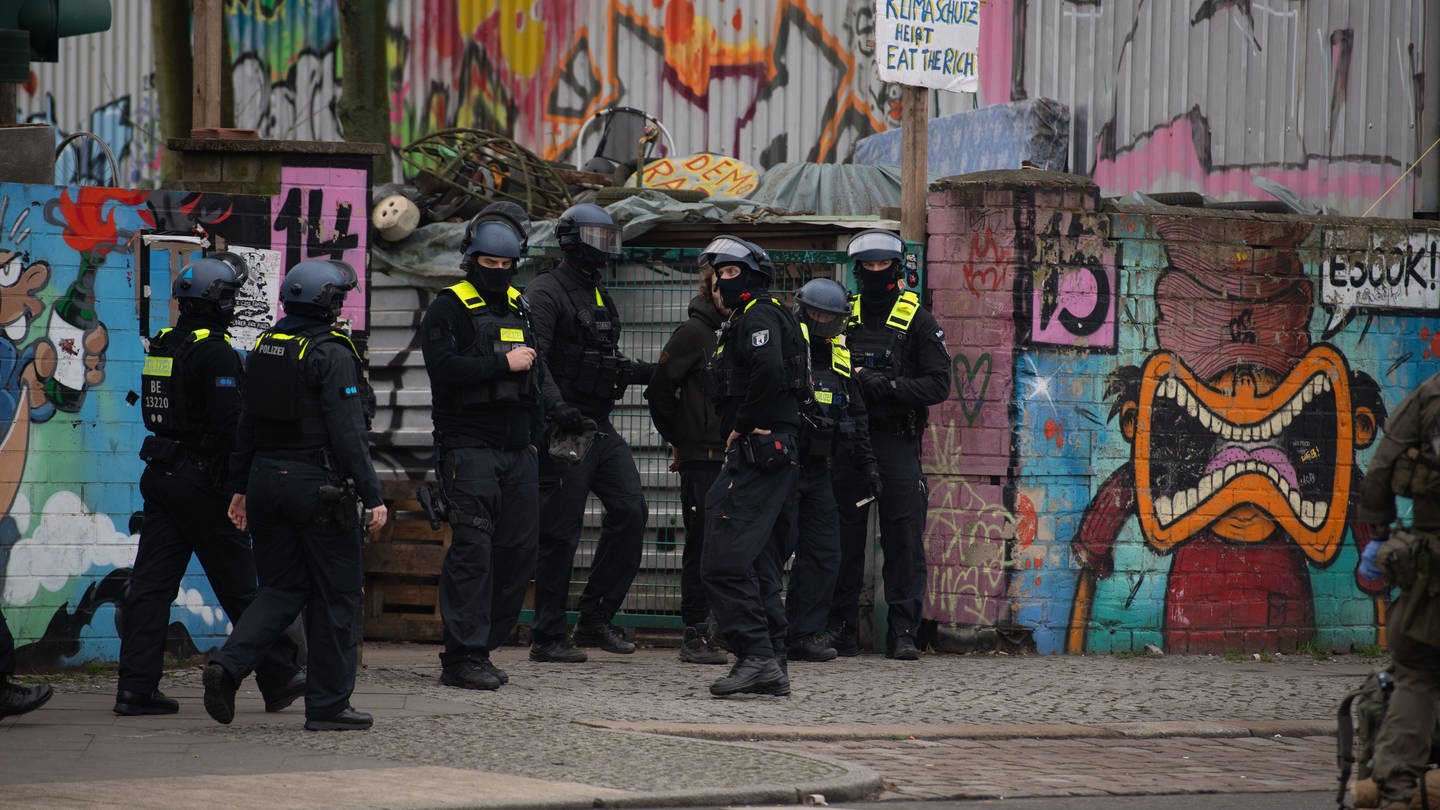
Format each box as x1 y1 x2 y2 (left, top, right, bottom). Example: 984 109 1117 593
800 323 853 458
847 290 920 380
141 327 230 440
445 281 538 405
246 324 364 449
547 269 626 399
708 296 809 401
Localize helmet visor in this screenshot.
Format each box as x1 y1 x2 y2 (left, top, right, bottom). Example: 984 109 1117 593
847 230 904 261
699 236 750 269
804 307 846 339
578 224 621 257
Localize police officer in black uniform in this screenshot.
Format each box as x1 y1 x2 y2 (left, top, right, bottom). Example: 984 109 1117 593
0 611 51 718
525 203 651 662
202 259 387 731
644 240 731 665
422 220 549 690
828 229 950 660
782 278 878 664
118 254 305 716
702 236 807 697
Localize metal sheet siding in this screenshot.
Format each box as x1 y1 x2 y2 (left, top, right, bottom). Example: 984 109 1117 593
1012 0 1427 216
22 1 158 187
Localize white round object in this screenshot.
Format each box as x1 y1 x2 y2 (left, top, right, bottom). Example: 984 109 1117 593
372 194 420 242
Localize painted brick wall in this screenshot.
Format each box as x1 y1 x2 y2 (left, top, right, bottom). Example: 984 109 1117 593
0 162 369 667
924 170 1439 655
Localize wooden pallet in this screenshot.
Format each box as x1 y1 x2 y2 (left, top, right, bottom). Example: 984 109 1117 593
363 479 448 641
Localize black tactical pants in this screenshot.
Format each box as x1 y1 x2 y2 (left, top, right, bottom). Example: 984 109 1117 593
210 455 361 720
437 445 538 665
119 459 301 696
777 457 841 643
702 443 799 659
0 607 13 674
532 417 648 640
678 460 722 627
830 429 928 648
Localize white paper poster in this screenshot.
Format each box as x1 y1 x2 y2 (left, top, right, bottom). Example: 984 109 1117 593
875 0 981 94
227 246 283 350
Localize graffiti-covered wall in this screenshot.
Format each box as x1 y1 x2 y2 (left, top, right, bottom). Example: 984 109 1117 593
22 1 1432 217
0 162 369 666
924 170 1439 654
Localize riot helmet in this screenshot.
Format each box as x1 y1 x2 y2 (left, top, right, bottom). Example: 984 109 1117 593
794 277 850 340
847 229 904 296
461 221 522 292
464 201 531 252
173 252 248 321
556 203 621 269
709 236 771 311
280 259 357 321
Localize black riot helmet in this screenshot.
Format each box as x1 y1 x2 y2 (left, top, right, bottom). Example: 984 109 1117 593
556 203 621 268
461 221 522 291
847 228 904 278
173 252 248 320
463 201 531 254
794 277 850 340
280 259 357 321
708 235 774 310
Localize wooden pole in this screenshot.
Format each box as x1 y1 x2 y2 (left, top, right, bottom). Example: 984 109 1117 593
192 0 223 132
900 85 928 244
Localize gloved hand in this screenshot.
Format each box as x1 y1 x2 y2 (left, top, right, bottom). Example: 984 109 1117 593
549 403 585 431
857 369 894 404
1359 540 1384 581
864 463 883 499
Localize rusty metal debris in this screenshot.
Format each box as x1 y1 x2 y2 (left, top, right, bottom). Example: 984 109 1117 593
401 128 573 221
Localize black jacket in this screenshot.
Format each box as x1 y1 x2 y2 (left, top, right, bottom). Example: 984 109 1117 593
646 295 725 463
419 286 549 450
147 313 244 488
712 295 805 436
230 314 382 509
851 291 952 430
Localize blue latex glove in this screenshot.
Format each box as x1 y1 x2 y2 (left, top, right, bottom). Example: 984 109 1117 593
1359 541 1384 581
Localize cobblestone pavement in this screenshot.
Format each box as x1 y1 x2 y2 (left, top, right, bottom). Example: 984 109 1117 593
0 643 1374 808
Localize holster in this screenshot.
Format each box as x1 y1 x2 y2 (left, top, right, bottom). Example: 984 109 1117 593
313 482 361 533
139 435 182 467
740 434 796 472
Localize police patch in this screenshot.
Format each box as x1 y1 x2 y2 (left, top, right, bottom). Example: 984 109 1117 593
341 384 359 398
214 376 237 388
935 329 945 340
751 329 770 347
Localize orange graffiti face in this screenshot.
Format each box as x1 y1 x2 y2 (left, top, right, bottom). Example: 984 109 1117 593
1132 346 1354 563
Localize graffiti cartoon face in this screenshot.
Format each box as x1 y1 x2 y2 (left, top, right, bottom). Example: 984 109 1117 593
0 250 50 342
1127 345 1376 563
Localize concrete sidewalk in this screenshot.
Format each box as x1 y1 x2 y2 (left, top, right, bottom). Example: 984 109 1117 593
0 643 1375 808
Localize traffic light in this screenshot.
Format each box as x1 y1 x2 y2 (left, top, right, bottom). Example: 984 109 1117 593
0 0 112 79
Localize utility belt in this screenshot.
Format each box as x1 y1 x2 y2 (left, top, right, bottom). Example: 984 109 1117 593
556 346 627 400
257 447 336 470
417 446 494 533
870 409 923 439
139 435 221 482
725 432 798 473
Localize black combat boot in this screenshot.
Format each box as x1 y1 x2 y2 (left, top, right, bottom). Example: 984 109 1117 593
679 625 728 664
709 656 791 697
114 688 180 716
787 633 838 662
529 637 588 663
202 663 238 725
887 635 921 661
826 623 859 657
305 706 373 731
440 660 502 691
573 621 636 654
0 675 53 718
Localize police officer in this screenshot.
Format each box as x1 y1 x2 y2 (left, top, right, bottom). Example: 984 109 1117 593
1359 371 1440 810
644 239 733 666
782 278 878 664
0 610 51 718
202 259 387 731
526 203 651 662
828 229 950 660
702 236 807 697
119 254 305 716
422 221 548 690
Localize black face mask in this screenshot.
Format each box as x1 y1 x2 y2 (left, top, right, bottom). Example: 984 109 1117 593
465 258 513 292
858 268 896 298
716 273 751 310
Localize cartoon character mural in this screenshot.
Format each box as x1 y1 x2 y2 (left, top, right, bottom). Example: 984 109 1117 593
1066 218 1389 654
